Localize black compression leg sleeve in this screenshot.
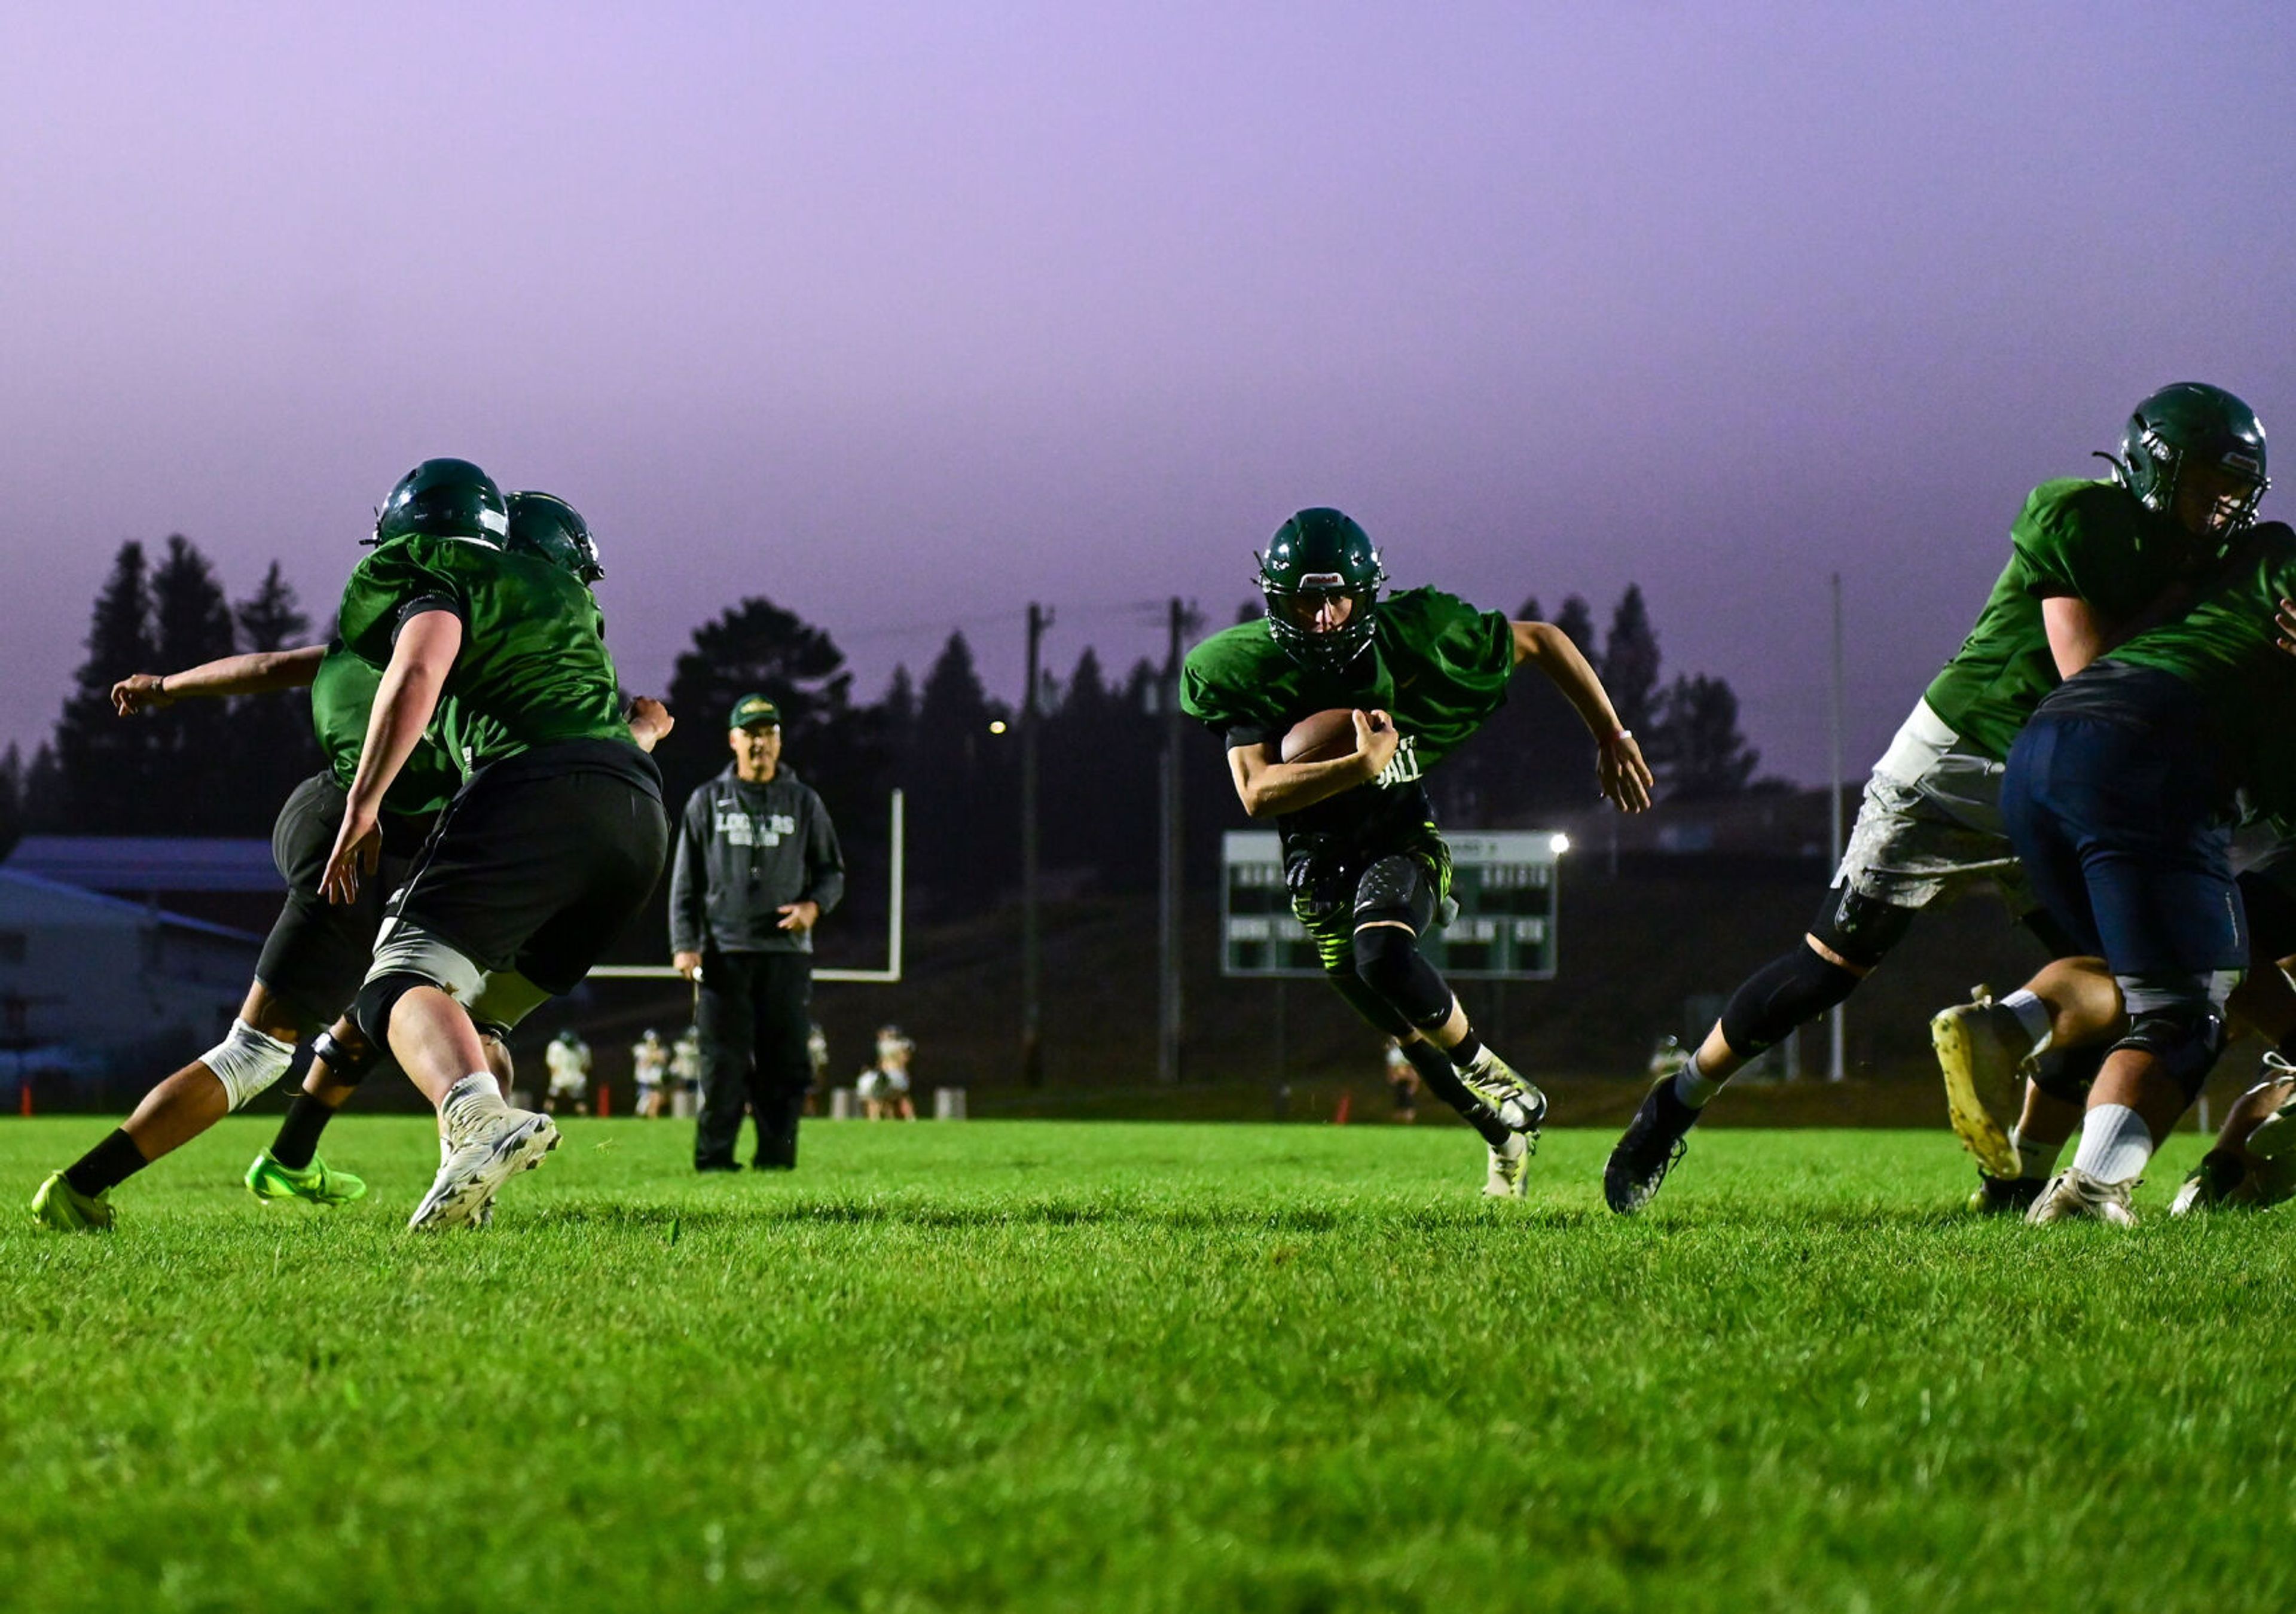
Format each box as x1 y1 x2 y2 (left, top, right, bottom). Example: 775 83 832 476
1353 923 1455 1032
1399 1038 1512 1147
1717 942 1864 1058
270 1094 337 1171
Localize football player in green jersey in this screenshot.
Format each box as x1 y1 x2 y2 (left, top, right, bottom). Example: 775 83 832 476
1605 383 2266 1215
1183 508 1653 1198
2003 518 2296 1224
31 641 460 1229
323 462 672 1230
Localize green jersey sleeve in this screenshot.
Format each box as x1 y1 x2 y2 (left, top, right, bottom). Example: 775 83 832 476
337 544 466 670
2010 480 2163 607
1180 624 1291 747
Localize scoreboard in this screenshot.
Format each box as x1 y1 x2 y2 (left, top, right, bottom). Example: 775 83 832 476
1219 830 1562 980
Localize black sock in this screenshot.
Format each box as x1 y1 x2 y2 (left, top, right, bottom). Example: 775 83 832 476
271 1094 337 1171
64 1130 149 1198
1446 1032 1484 1070
1402 1039 1511 1147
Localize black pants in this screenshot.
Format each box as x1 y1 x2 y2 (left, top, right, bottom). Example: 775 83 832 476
695 950 812 1170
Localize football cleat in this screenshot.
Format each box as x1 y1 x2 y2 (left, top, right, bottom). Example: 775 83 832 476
2169 1152 2255 1217
244 1150 368 1208
30 1171 114 1233
2025 1168 2138 1227
1965 1171 2044 1216
408 1108 558 1231
1604 1078 1699 1215
1460 1048 1547 1135
1931 990 2034 1180
2244 1091 2296 1165
1482 1131 1531 1198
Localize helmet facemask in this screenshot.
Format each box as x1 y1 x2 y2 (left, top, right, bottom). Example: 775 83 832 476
2108 383 2270 545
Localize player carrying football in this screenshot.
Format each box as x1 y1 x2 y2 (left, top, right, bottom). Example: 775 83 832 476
1182 508 1653 1197
1604 383 2267 1215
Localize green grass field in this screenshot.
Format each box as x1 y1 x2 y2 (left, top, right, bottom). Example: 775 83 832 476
2 1116 2289 1613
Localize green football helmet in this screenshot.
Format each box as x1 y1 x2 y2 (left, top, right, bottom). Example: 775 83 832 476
2106 383 2268 539
1256 508 1386 671
370 458 509 548
506 491 604 584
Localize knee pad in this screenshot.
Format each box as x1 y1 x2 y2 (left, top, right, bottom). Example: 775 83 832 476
202 1019 295 1111
1352 922 1454 1031
2111 974 2233 1103
308 1025 380 1087
2112 1009 2225 1103
1353 856 1437 935
352 971 436 1048
2031 1042 2103 1105
1808 884 1916 971
1718 941 1863 1057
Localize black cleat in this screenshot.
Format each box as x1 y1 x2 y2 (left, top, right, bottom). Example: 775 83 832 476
1604 1078 1699 1214
1965 1171 2044 1216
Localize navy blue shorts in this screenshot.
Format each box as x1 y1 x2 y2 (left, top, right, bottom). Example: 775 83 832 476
2001 666 2243 981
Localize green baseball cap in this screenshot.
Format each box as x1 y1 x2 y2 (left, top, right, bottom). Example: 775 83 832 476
728 694 782 730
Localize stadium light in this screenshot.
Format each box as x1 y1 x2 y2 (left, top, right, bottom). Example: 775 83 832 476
988 719 1008 735
1549 833 1571 856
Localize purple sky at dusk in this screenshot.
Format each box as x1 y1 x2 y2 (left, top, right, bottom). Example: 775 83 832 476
4 3 2294 786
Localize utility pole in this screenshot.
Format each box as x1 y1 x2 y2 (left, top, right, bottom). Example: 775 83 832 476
1021 602 1051 1087
1828 572 1848 1083
1158 596 1192 1084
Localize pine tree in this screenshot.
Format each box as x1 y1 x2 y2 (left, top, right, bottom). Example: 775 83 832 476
658 596 868 820
1600 585 1662 738
0 743 23 862
1654 673 1760 801
909 633 1012 909
227 561 323 830
147 535 242 832
51 542 160 832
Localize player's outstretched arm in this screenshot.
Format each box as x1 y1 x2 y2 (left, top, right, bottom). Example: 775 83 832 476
111 643 327 716
1509 621 1654 813
1226 710 1400 819
320 611 460 905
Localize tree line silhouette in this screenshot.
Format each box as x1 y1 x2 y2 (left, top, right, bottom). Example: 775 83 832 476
0 537 1770 910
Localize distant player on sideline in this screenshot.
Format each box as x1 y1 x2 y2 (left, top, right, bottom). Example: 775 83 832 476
1604 385 2264 1215
30 639 465 1230
631 1028 670 1118
1182 508 1652 1197
322 463 672 1229
545 1029 594 1117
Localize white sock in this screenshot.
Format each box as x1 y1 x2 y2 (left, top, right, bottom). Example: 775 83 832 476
1673 1051 1723 1109
2008 1126 2062 1180
442 1072 508 1140
1999 990 2051 1051
2068 1104 2153 1185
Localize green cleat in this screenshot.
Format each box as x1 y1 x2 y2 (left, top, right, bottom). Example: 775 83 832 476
31 1170 114 1232
244 1151 368 1208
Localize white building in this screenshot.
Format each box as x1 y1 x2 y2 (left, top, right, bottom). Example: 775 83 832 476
0 868 261 1085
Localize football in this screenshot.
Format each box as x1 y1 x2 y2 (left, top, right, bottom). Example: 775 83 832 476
1281 707 1378 764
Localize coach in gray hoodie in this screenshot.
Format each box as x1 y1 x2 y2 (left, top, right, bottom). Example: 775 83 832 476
670 694 845 1171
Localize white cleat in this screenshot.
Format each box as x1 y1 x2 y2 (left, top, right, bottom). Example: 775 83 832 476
1460 1048 1548 1136
409 1108 558 1231
1482 1131 1531 1199
2025 1167 2138 1228
2245 1096 2296 1165
1931 990 2033 1180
